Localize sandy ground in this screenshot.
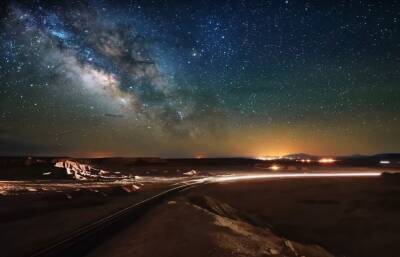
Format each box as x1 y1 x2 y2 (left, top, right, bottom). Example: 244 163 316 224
1 162 399 257
87 196 334 257
188 176 400 257
0 182 171 257
87 176 400 257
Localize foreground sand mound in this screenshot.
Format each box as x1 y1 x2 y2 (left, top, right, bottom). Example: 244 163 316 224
190 196 335 257
88 195 335 257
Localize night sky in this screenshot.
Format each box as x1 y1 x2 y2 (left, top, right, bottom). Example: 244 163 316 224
0 0 399 157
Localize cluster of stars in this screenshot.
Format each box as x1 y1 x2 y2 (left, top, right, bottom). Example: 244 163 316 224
0 0 399 156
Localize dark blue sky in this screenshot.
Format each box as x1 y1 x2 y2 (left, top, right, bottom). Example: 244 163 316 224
0 0 399 157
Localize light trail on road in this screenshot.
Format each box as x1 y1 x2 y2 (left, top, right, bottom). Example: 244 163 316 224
200 172 383 183
26 170 385 257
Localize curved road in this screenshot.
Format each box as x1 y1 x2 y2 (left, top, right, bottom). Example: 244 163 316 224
28 171 382 257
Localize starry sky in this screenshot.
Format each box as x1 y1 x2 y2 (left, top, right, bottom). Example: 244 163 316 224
0 0 399 157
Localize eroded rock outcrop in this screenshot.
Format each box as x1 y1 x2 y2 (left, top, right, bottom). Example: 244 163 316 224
55 160 129 180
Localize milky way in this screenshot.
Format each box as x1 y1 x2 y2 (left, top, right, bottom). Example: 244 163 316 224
4 3 197 132
0 1 399 157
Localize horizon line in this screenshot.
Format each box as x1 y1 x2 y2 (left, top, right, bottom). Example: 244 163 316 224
0 152 399 159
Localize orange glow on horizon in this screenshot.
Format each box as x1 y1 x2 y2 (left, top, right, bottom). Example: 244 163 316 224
194 153 206 159
318 158 336 164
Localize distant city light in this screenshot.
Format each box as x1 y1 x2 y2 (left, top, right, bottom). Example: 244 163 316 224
380 160 391 164
318 158 336 164
269 164 281 171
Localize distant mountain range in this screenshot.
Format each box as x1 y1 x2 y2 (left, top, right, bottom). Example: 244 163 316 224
371 153 400 159
284 153 400 160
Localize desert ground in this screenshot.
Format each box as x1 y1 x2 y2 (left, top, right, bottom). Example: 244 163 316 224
87 176 400 257
1 157 399 257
